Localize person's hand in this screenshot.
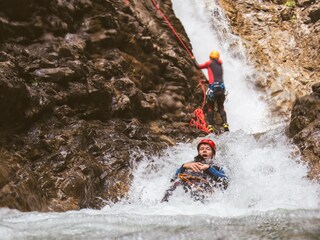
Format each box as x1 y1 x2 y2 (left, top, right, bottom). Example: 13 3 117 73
183 162 210 172
196 79 208 88
200 79 209 85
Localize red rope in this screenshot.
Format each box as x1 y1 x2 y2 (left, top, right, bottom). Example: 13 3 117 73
150 0 195 59
149 0 209 133
188 65 208 133
190 108 210 133
148 0 209 133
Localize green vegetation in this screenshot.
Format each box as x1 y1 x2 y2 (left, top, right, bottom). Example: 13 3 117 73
284 0 295 7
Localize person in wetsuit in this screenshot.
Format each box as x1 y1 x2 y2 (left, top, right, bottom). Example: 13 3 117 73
161 139 228 202
198 50 229 132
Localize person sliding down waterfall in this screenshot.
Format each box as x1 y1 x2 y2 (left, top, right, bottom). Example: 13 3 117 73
198 50 229 132
161 139 228 202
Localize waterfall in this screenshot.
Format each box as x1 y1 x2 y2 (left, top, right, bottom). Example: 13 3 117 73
100 0 319 216
0 1 319 239
171 0 270 133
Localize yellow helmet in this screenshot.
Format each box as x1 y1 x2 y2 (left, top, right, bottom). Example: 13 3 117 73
209 50 220 59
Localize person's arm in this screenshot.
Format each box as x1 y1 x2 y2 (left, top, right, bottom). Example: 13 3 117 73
198 60 211 69
200 79 209 84
175 165 185 175
206 165 227 179
177 161 207 173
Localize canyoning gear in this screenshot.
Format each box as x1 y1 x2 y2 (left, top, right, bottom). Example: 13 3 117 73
161 155 228 202
206 82 225 102
210 82 225 91
223 123 229 132
197 139 216 152
207 125 215 133
189 108 211 133
209 50 220 59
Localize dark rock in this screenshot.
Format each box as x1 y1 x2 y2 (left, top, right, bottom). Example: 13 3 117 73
296 0 315 8
0 0 264 210
288 84 320 180
312 82 320 96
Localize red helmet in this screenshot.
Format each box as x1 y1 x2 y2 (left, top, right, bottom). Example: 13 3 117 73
197 139 216 152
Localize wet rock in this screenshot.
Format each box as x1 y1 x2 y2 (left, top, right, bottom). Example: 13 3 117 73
219 0 320 118
288 83 320 180
312 82 320 95
0 0 225 212
280 7 295 21
0 61 30 127
301 1 320 23
296 0 314 7
33 67 76 83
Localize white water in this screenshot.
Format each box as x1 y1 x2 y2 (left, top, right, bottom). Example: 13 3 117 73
172 0 270 133
106 0 319 214
1 0 319 239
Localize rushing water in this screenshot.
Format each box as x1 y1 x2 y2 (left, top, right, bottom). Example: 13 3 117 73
1 0 320 239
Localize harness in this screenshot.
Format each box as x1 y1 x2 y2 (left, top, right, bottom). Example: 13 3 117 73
178 173 212 193
206 82 225 101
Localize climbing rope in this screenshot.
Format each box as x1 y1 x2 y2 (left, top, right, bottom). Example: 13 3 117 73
123 0 208 133
192 70 210 133
189 108 210 133
149 1 210 133
150 0 195 59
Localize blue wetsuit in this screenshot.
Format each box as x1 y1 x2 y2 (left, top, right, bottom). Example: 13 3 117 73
162 156 228 202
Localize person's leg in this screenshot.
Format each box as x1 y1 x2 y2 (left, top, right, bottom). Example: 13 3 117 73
206 90 215 127
216 91 229 131
207 104 214 126
206 100 215 132
161 180 181 202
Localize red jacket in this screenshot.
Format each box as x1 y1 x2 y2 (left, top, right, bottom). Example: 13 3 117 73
198 59 223 84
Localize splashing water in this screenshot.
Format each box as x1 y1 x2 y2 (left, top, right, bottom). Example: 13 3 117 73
106 0 319 214
1 0 319 239
108 128 319 216
99 0 320 231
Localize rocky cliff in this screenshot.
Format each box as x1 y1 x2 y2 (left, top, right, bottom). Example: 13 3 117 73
219 0 319 117
0 0 203 211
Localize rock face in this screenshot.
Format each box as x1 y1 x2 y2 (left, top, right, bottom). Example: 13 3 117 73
218 0 319 181
219 0 320 118
0 0 203 211
288 83 320 180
